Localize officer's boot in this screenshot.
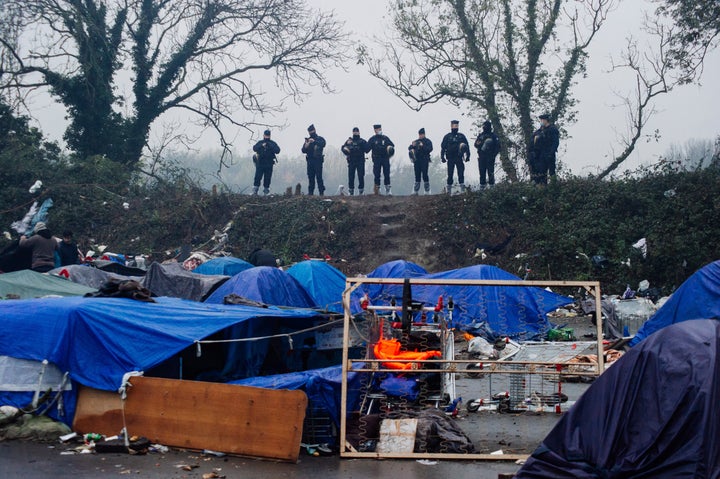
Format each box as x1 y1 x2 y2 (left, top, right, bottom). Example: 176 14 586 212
460 183 466 193
252 186 259 195
373 184 380 195
413 182 420 195
424 182 431 195
358 188 364 196
349 188 354 196
385 185 392 196
263 188 269 196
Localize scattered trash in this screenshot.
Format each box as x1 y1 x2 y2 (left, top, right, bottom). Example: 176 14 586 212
202 449 226 457
28 180 43 194
622 285 635 299
416 459 438 465
547 328 575 341
149 443 169 453
176 464 199 471
612 297 657 336
202 472 226 479
490 449 504 455
59 432 78 443
591 255 609 269
83 432 103 443
515 458 527 465
664 188 676 198
633 238 647 258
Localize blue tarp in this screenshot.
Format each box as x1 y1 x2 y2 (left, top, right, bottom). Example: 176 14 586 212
231 364 365 430
630 260 720 346
364 264 572 340
204 266 317 307
0 296 320 391
193 257 253 276
0 296 322 423
286 260 363 314
516 319 720 478
363 259 429 302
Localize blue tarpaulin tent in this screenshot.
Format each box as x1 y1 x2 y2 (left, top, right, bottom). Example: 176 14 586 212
286 260 363 314
364 264 572 340
231 364 365 433
193 256 253 276
204 266 317 307
516 319 720 478
630 260 720 346
0 296 322 424
362 259 429 303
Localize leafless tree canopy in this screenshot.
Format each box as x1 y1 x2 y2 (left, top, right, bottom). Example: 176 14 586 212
362 0 615 181
0 0 348 171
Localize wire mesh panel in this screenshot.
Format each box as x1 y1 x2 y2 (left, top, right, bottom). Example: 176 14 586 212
339 277 606 460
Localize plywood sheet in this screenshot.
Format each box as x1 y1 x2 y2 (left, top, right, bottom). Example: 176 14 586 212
123 377 307 462
73 385 124 435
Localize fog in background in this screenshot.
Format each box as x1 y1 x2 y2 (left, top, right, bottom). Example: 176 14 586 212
26 0 720 186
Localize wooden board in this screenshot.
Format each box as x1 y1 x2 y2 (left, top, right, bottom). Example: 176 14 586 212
123 377 307 462
73 385 125 435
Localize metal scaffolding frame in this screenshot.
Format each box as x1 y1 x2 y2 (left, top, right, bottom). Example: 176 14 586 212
339 277 603 460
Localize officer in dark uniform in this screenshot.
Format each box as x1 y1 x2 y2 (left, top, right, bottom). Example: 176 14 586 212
530 113 560 185
341 127 370 195
302 124 327 196
474 120 501 190
251 129 281 195
440 120 470 193
408 128 434 195
367 124 395 195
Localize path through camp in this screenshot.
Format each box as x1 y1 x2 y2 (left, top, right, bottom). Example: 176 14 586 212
0 440 521 478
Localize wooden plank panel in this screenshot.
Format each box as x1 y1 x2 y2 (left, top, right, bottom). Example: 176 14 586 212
72 385 124 435
124 377 307 462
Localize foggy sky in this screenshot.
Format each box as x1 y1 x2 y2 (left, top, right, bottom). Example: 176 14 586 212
29 0 720 184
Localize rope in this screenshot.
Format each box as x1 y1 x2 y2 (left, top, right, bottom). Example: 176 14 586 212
194 318 346 356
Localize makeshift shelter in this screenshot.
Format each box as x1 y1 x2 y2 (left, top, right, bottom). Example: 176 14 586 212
287 260 363 314
363 259 429 303
0 269 96 299
204 266 316 308
0 296 323 425
142 262 229 302
50 264 142 290
516 319 720 478
630 260 720 346
193 256 253 277
91 259 146 276
231 364 366 441
365 264 572 340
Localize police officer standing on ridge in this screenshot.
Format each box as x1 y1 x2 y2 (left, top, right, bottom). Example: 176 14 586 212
341 127 370 196
530 113 560 185
367 124 395 196
408 128 433 195
251 129 281 196
474 120 501 190
441 120 470 193
302 124 327 196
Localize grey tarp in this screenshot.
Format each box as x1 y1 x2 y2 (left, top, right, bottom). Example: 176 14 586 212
141 262 229 301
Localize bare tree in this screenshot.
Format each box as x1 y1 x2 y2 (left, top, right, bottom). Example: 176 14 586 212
599 17 699 179
360 0 615 181
0 0 347 172
657 0 720 80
